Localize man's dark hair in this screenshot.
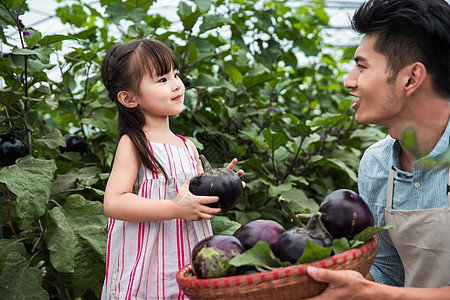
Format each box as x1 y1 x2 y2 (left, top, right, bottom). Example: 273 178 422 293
352 0 450 98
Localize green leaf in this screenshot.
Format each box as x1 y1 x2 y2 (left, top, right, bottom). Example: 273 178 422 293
24 29 42 49
241 131 265 147
193 0 212 12
81 117 117 133
0 252 49 299
309 155 358 182
331 237 351 254
350 224 395 246
43 194 107 294
35 129 65 149
225 64 242 84
268 182 293 197
242 72 281 89
401 126 418 153
0 156 57 229
286 113 311 136
0 239 27 269
199 14 233 33
104 2 128 24
191 73 237 92
229 241 288 270
311 113 348 128
11 46 52 64
39 34 76 46
178 2 201 31
262 128 288 151
51 166 101 196
211 216 241 235
296 240 333 264
0 87 23 106
280 188 319 214
27 59 55 75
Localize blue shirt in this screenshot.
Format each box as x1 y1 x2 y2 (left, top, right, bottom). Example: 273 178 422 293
358 120 450 286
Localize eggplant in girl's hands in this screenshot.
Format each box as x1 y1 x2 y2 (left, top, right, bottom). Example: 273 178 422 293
189 168 243 212
319 189 374 240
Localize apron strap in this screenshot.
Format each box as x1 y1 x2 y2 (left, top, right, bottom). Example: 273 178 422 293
388 166 450 208
447 167 450 206
387 166 396 209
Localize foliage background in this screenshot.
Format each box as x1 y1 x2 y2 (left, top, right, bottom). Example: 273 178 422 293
0 0 386 298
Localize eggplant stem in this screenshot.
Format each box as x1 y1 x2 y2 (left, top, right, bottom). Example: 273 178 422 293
5 186 18 237
278 196 305 227
199 154 213 173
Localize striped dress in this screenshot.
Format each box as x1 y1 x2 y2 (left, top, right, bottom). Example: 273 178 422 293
101 136 213 300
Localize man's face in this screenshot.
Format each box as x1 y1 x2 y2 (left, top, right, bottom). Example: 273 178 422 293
344 35 405 127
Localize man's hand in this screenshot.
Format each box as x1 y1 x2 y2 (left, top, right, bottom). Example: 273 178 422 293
306 266 372 300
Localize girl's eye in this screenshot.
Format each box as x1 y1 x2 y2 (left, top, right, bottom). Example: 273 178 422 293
158 77 167 83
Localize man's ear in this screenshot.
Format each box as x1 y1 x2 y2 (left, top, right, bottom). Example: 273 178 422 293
117 91 138 108
404 62 427 96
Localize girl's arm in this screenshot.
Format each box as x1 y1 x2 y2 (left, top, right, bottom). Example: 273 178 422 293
103 135 220 222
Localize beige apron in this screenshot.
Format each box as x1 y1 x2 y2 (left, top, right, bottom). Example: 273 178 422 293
385 167 450 287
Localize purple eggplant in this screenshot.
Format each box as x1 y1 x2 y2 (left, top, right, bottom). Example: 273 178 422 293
275 214 332 263
0 133 28 167
189 168 243 212
319 189 374 240
233 219 285 253
191 235 244 279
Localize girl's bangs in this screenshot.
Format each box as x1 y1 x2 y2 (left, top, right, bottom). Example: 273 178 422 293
138 41 179 78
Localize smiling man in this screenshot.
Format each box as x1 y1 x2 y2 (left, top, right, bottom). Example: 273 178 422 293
306 0 450 299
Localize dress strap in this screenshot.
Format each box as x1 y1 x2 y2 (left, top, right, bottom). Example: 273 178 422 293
176 134 187 142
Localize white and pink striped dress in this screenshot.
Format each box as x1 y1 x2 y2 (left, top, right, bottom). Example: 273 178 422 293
101 136 213 300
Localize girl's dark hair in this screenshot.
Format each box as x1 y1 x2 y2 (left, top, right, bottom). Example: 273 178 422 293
352 0 450 98
101 39 179 179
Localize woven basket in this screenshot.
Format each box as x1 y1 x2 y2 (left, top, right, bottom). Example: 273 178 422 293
177 235 377 300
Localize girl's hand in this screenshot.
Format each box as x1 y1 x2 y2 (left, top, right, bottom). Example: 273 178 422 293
172 180 221 221
227 158 245 188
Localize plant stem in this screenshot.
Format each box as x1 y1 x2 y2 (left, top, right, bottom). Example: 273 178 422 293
5 186 18 237
278 195 305 227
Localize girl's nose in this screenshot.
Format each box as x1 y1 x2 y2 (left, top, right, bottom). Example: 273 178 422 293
344 67 358 90
173 77 183 91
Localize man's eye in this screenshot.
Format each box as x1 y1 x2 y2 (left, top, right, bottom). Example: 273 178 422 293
357 64 366 69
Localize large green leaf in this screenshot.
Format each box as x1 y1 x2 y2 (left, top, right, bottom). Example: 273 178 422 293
51 166 102 196
44 194 107 295
191 73 237 92
0 252 49 300
262 128 288 151
0 156 57 229
0 239 26 270
35 129 66 150
11 46 53 64
211 215 241 235
309 155 358 182
280 188 319 214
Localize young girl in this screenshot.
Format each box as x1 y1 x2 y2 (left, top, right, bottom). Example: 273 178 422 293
100 39 243 300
